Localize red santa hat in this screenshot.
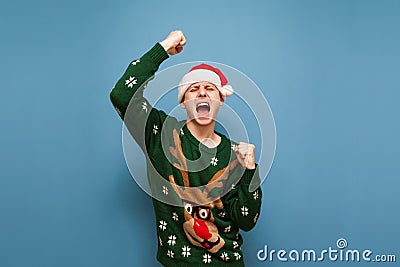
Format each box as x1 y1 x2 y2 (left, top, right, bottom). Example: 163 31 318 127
178 63 234 103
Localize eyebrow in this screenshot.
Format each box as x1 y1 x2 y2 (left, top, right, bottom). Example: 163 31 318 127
190 83 216 88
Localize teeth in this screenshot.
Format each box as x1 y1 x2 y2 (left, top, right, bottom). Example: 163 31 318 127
196 102 210 113
197 103 209 108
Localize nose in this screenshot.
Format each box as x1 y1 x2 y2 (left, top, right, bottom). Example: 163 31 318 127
193 219 212 240
198 86 207 97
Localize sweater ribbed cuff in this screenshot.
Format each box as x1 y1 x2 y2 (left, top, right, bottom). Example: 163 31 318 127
144 43 169 67
241 164 259 185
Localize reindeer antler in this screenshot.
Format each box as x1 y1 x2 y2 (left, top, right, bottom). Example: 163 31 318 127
203 159 238 201
169 129 190 187
207 159 238 188
168 128 240 208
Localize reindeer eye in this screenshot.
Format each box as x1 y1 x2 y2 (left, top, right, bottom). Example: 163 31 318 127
197 208 211 220
184 203 193 215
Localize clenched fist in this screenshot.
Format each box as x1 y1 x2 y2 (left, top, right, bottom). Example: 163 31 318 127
160 30 186 55
234 142 256 170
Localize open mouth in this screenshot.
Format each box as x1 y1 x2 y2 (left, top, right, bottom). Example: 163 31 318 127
201 236 220 249
196 102 210 115
188 232 220 250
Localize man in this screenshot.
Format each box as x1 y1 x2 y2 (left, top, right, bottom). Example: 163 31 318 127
110 30 262 266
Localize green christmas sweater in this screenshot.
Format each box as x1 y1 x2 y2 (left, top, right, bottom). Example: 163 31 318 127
110 43 262 266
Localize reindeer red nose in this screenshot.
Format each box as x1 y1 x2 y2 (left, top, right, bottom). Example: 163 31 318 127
193 219 212 240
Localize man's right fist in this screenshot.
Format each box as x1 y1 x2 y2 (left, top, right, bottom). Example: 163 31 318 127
160 30 186 55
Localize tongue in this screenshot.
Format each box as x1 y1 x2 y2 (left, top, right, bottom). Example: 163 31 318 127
197 106 209 116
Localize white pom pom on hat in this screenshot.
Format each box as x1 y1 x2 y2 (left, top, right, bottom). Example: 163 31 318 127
178 63 234 103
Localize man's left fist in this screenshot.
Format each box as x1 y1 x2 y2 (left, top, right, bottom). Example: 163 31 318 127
234 142 256 170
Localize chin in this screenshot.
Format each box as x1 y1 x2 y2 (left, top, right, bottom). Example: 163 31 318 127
194 117 214 126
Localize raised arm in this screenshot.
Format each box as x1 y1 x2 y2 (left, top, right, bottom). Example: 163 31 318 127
110 30 186 119
109 30 186 150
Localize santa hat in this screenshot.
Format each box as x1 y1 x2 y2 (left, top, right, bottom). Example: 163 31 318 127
178 63 234 103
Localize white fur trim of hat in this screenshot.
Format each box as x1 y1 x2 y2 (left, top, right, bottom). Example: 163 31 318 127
178 63 234 103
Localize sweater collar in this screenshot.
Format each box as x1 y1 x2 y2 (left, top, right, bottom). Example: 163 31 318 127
181 123 228 154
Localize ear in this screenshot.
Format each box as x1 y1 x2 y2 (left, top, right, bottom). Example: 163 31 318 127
219 94 225 106
180 94 186 108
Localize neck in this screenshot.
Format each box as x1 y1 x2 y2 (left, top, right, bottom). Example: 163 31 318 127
186 120 221 148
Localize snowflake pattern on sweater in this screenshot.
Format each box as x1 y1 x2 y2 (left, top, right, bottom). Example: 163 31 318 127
110 43 263 266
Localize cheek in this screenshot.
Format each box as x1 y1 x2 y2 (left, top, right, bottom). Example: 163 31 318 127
208 213 215 223
184 211 193 221
180 99 191 109
184 99 197 110
185 92 196 100
211 92 223 102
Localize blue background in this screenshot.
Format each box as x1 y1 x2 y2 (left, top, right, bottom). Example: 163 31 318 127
1 0 399 266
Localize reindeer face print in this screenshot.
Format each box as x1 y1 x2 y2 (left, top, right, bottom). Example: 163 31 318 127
181 201 224 253
168 129 238 254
